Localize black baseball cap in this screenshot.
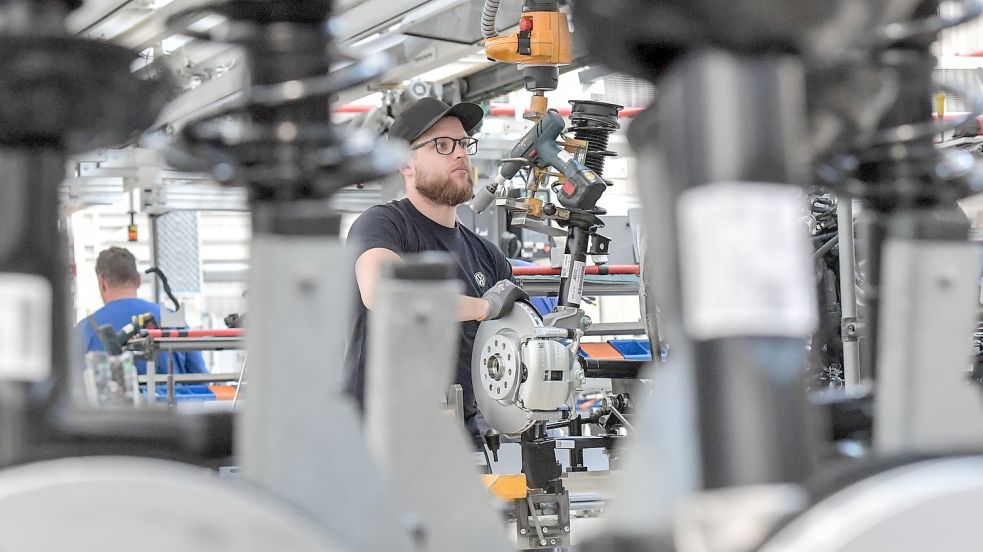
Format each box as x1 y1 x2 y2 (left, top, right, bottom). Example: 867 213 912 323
389 97 484 143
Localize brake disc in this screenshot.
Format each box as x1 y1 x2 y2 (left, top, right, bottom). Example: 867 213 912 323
472 302 543 435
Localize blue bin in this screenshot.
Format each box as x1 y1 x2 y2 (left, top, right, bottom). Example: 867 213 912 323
608 339 652 361
142 384 217 402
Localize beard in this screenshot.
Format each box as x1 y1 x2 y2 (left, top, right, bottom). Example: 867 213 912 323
414 164 474 207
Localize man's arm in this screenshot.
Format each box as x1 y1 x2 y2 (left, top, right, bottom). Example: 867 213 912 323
355 247 490 321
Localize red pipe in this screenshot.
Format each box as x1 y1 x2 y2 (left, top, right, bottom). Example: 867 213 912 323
334 104 374 113
144 329 244 338
928 112 983 136
932 112 983 122
511 264 640 276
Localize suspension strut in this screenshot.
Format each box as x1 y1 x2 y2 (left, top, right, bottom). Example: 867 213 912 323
555 100 622 308
851 0 983 379
568 100 622 179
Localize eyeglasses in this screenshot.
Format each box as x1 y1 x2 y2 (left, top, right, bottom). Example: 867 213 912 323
409 136 479 156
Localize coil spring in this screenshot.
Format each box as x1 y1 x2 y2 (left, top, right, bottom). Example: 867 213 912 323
814 0 983 203
568 100 622 178
863 0 983 155
164 0 399 196
0 0 170 152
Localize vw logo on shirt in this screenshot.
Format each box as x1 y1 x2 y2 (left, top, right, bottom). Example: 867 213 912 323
474 271 487 288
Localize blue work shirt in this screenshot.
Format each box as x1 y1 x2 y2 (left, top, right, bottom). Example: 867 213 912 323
75 297 208 376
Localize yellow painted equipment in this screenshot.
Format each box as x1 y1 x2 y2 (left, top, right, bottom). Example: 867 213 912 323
484 11 572 66
482 473 529 499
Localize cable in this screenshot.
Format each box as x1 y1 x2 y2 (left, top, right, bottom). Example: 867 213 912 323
526 495 547 546
481 0 502 39
481 444 494 474
814 235 840 260
232 352 248 411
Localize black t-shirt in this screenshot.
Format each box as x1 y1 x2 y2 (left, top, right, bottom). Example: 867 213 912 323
344 198 513 435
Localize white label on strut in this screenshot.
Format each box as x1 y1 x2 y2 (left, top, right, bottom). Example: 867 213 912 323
560 254 572 278
556 150 573 164
677 183 818 339
555 440 575 449
567 260 586 305
0 274 52 381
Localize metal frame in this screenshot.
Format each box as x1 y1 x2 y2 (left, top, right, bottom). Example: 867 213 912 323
127 333 245 405
365 257 510 551
238 234 412 552
516 276 640 297
516 489 572 549
874 237 983 453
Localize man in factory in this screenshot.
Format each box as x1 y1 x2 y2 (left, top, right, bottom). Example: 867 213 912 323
75 246 208 376
345 97 527 438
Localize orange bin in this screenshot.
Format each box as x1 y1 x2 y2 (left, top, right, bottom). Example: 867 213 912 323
579 342 624 360
209 385 238 400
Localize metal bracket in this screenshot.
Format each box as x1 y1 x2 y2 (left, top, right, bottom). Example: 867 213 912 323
515 490 571 549
512 213 568 238
841 317 865 341
542 306 588 332
589 233 611 256
446 383 465 424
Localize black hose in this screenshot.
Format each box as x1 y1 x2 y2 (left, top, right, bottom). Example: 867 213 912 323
145 267 180 311
579 357 644 379
481 0 501 39
814 235 840 261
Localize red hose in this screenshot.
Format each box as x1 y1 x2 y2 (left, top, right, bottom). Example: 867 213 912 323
511 264 639 276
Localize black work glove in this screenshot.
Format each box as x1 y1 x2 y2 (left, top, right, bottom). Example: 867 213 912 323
481 280 529 321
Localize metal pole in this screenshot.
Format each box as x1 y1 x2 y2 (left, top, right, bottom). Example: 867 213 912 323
145 356 156 405
165 353 174 406
836 197 861 391
557 226 590 308
656 51 819 489
365 254 510 552
238 206 412 552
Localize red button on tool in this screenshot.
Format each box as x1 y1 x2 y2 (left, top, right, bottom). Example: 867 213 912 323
519 17 533 31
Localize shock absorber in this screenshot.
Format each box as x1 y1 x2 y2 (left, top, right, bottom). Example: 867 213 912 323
568 100 622 180
165 0 401 202
846 0 983 380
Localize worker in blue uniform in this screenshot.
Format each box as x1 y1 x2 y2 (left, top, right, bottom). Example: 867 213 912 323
75 247 208 376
